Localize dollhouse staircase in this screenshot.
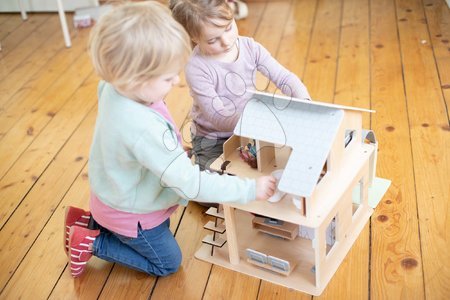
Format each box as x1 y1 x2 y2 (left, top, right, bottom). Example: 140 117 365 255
202 207 227 251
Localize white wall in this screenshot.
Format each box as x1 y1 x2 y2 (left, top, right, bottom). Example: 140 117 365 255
0 0 98 12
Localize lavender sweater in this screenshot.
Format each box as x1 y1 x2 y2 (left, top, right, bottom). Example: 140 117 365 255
185 36 310 138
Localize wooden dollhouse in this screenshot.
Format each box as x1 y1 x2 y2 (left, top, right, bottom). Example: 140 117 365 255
195 91 390 296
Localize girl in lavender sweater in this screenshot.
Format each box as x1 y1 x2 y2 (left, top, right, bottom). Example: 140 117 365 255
171 0 311 175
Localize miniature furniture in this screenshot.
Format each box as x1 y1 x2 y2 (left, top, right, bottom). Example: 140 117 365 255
195 91 390 295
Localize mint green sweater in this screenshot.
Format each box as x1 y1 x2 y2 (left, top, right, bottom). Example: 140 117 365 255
88 81 256 213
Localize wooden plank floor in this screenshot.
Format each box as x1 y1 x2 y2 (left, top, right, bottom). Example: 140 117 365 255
0 0 449 299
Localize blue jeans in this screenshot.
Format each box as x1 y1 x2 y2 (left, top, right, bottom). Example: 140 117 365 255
92 219 181 276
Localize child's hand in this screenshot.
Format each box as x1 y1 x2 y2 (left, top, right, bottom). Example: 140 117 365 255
255 176 277 201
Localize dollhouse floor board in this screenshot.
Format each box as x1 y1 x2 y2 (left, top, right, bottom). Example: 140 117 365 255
0 0 448 299
196 210 318 295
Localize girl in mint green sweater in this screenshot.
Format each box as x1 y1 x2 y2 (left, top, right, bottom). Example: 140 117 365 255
64 1 276 279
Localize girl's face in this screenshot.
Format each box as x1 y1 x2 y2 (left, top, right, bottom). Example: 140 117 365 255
195 18 238 60
130 71 181 105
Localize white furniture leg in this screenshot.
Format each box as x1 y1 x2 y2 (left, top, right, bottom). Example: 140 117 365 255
19 0 28 20
56 0 71 48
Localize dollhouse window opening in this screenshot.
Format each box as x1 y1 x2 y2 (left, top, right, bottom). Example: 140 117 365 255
352 179 364 220
298 224 315 240
325 215 337 257
344 129 356 148
363 131 376 145
317 159 329 184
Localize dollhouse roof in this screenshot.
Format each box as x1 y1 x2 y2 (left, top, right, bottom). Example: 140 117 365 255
234 91 373 197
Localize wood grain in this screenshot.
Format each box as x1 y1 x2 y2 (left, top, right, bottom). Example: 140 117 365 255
396 0 450 298
0 0 448 298
423 0 450 115
318 0 370 298
370 0 425 298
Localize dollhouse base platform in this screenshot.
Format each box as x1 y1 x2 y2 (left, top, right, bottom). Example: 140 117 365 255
195 176 389 295
195 202 374 296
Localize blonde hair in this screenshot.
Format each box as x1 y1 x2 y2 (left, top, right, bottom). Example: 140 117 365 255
170 0 233 41
89 1 191 89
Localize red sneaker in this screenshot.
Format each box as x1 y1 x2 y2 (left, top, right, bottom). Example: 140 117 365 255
68 226 100 277
64 206 91 256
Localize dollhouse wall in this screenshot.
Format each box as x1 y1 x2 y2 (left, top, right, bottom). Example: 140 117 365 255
327 110 363 173
312 157 371 289
301 110 365 219
255 140 275 173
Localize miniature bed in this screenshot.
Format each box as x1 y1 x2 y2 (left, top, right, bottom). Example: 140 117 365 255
194 91 390 296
